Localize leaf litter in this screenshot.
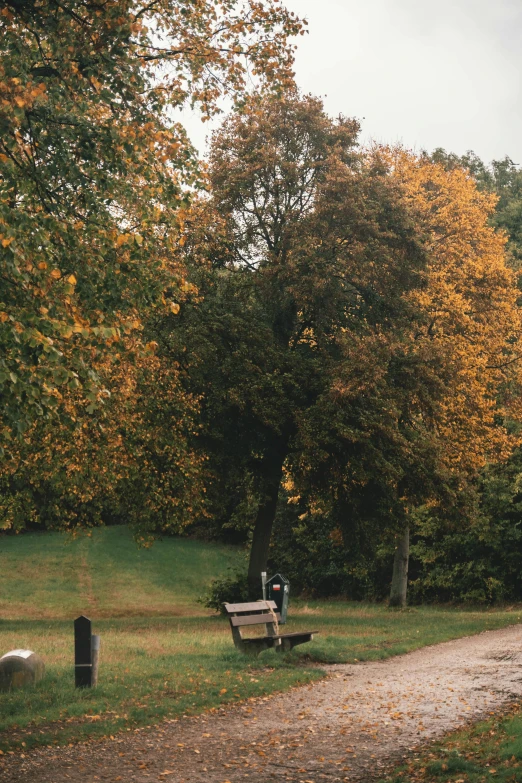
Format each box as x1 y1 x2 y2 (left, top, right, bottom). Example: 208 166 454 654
2 624 522 782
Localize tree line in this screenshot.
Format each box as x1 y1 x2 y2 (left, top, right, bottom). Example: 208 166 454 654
2 1 522 607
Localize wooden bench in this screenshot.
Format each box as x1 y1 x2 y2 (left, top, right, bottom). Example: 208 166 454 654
224 600 317 656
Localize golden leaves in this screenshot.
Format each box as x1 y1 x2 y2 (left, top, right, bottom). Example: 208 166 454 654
116 233 144 247
387 148 522 472
0 0 303 508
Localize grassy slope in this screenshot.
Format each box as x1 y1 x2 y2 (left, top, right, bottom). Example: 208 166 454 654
1 526 521 752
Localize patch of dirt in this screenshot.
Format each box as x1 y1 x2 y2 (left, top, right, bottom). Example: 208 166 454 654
3 624 522 782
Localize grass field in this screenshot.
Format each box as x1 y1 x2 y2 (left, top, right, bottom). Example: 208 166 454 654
381 704 522 783
1 526 522 752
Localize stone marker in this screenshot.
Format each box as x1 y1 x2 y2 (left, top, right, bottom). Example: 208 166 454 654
0 649 45 692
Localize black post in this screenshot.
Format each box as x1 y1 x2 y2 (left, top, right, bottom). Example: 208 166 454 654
74 615 92 688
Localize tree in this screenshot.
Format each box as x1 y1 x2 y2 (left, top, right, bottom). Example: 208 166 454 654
0 0 302 456
428 148 522 267
208 92 361 588
0 342 205 536
294 148 522 606
172 93 446 591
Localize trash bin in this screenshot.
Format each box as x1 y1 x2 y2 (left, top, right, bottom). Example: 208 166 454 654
266 573 290 624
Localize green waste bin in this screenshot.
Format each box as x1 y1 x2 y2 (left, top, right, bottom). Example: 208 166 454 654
266 573 290 624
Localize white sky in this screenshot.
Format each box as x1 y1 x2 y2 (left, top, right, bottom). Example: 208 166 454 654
181 0 522 164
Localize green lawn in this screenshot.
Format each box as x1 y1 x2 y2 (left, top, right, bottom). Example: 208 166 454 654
381 705 522 783
1 526 521 752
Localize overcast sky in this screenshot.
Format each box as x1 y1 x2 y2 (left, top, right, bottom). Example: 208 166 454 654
181 0 522 164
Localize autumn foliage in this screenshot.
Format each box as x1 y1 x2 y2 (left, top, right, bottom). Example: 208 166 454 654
299 149 522 498
0 1 302 532
156 92 519 593
1 6 522 604
0 0 302 449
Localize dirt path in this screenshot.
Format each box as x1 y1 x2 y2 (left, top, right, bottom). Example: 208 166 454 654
3 624 522 783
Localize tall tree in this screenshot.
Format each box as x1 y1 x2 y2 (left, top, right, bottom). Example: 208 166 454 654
294 148 522 607
0 0 301 455
173 93 434 590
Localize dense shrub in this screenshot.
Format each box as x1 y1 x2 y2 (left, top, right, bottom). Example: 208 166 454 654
202 570 259 614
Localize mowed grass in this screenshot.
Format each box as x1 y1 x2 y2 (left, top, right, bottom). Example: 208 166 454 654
381 704 522 783
1 526 521 752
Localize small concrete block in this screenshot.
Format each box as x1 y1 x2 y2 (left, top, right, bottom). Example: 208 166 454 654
0 649 45 692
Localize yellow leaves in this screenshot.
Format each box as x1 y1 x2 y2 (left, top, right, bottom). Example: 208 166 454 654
180 280 197 295
0 312 8 323
170 302 180 315
30 83 47 100
37 261 47 270
67 274 77 285
50 269 62 279
116 233 144 248
122 318 141 335
1 237 13 247
382 148 522 472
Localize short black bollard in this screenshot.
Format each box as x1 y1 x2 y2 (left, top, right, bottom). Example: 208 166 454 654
74 615 93 688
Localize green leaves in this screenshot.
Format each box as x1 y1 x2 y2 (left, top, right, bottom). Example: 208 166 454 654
0 0 302 456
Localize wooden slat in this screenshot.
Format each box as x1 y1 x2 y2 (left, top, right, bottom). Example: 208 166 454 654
230 613 281 627
224 601 277 614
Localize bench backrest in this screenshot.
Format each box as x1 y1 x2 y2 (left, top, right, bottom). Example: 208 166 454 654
224 600 280 628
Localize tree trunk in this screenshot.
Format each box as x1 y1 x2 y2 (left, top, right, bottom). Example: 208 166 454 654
389 526 409 608
247 441 287 591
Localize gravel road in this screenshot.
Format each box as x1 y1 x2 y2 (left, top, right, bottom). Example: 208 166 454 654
2 624 522 783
